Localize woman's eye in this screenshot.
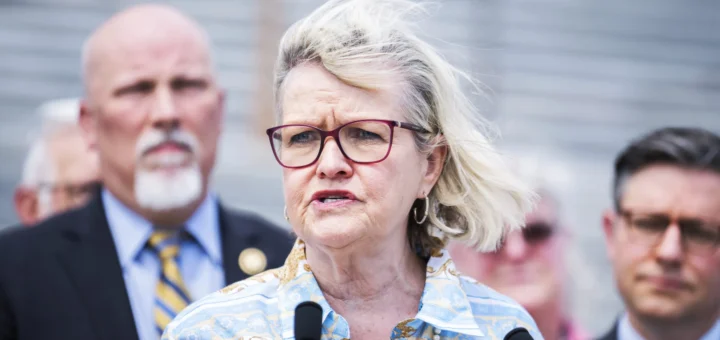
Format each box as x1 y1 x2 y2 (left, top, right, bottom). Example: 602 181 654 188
349 128 381 140
289 131 317 144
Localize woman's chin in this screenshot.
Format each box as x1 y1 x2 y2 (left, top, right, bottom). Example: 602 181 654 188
302 217 365 250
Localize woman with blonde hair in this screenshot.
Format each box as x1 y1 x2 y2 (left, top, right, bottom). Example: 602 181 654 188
164 0 542 338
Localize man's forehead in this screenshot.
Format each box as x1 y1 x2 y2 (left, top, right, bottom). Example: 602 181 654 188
623 166 720 215
95 31 210 69
104 47 210 79
526 196 559 223
84 5 213 83
50 132 97 178
49 130 87 155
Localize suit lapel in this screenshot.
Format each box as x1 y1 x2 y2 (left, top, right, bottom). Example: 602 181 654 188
218 203 256 285
57 194 139 340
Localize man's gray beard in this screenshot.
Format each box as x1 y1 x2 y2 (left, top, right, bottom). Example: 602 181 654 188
134 164 202 211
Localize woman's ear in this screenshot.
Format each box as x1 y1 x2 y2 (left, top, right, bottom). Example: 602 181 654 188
420 137 447 197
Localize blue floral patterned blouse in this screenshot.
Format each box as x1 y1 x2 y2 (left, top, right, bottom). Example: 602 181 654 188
162 239 543 340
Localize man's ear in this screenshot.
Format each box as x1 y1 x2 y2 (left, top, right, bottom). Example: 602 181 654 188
216 88 226 131
79 99 97 151
602 208 618 260
14 187 39 226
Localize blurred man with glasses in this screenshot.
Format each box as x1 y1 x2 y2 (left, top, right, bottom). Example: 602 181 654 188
13 98 100 226
599 127 720 340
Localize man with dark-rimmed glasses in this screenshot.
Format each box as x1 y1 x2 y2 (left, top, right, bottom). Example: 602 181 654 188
599 127 720 340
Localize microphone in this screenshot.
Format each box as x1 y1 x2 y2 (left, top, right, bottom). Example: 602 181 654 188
294 301 323 340
504 327 534 340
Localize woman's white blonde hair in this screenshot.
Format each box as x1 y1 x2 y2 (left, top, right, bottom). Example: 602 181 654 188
274 0 537 252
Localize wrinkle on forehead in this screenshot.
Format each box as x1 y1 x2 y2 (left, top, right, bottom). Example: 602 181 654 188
82 4 214 98
280 63 402 128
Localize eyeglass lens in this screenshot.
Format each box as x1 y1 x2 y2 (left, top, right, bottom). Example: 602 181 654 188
270 120 393 167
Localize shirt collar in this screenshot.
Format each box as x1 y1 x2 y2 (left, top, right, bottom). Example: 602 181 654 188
103 189 153 269
184 193 222 265
102 188 221 268
415 247 485 336
704 318 720 340
619 312 720 340
275 240 484 338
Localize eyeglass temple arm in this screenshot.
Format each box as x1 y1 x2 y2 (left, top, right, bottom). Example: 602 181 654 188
397 121 429 133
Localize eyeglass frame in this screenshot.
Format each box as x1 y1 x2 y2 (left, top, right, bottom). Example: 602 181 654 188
265 119 429 169
618 208 720 255
520 221 559 245
36 180 101 197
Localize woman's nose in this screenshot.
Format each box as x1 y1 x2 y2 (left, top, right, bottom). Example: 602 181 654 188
315 138 353 179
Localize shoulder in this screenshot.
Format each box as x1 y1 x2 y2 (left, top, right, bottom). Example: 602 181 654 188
0 208 83 257
219 206 296 264
163 269 283 340
458 275 544 339
221 205 293 240
0 208 86 284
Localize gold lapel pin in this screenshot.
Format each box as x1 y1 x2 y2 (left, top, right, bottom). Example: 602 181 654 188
238 247 267 276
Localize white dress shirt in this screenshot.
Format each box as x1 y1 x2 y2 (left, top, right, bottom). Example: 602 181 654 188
619 312 720 340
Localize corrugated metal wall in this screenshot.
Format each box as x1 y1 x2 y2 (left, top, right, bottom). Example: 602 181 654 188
0 0 718 335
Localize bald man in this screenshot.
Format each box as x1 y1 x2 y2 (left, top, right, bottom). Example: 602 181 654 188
0 5 294 340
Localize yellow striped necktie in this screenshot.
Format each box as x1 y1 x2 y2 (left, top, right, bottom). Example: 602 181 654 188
148 231 192 335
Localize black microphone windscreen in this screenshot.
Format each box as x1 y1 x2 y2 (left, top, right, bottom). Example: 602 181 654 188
294 301 323 340
504 327 534 340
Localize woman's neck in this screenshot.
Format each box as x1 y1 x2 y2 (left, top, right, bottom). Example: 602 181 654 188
305 236 426 310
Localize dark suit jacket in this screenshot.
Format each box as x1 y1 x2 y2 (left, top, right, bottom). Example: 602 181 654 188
0 192 295 340
596 320 618 340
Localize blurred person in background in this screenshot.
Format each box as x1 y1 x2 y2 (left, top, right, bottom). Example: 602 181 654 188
450 159 589 340
163 0 542 339
0 4 294 340
598 127 720 340
13 98 99 225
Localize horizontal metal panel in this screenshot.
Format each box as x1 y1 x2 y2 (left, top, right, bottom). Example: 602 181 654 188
503 27 720 66
499 92 720 126
507 0 720 27
501 71 719 110
501 50 720 87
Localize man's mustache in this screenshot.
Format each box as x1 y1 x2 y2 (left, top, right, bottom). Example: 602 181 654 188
135 129 200 159
141 140 192 157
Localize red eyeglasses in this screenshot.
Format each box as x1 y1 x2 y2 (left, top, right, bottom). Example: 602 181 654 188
266 119 428 169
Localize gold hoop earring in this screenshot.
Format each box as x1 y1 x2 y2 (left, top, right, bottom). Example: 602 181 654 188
413 196 429 224
284 206 289 222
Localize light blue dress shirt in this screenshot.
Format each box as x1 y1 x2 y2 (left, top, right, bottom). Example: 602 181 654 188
103 189 225 340
618 312 720 340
